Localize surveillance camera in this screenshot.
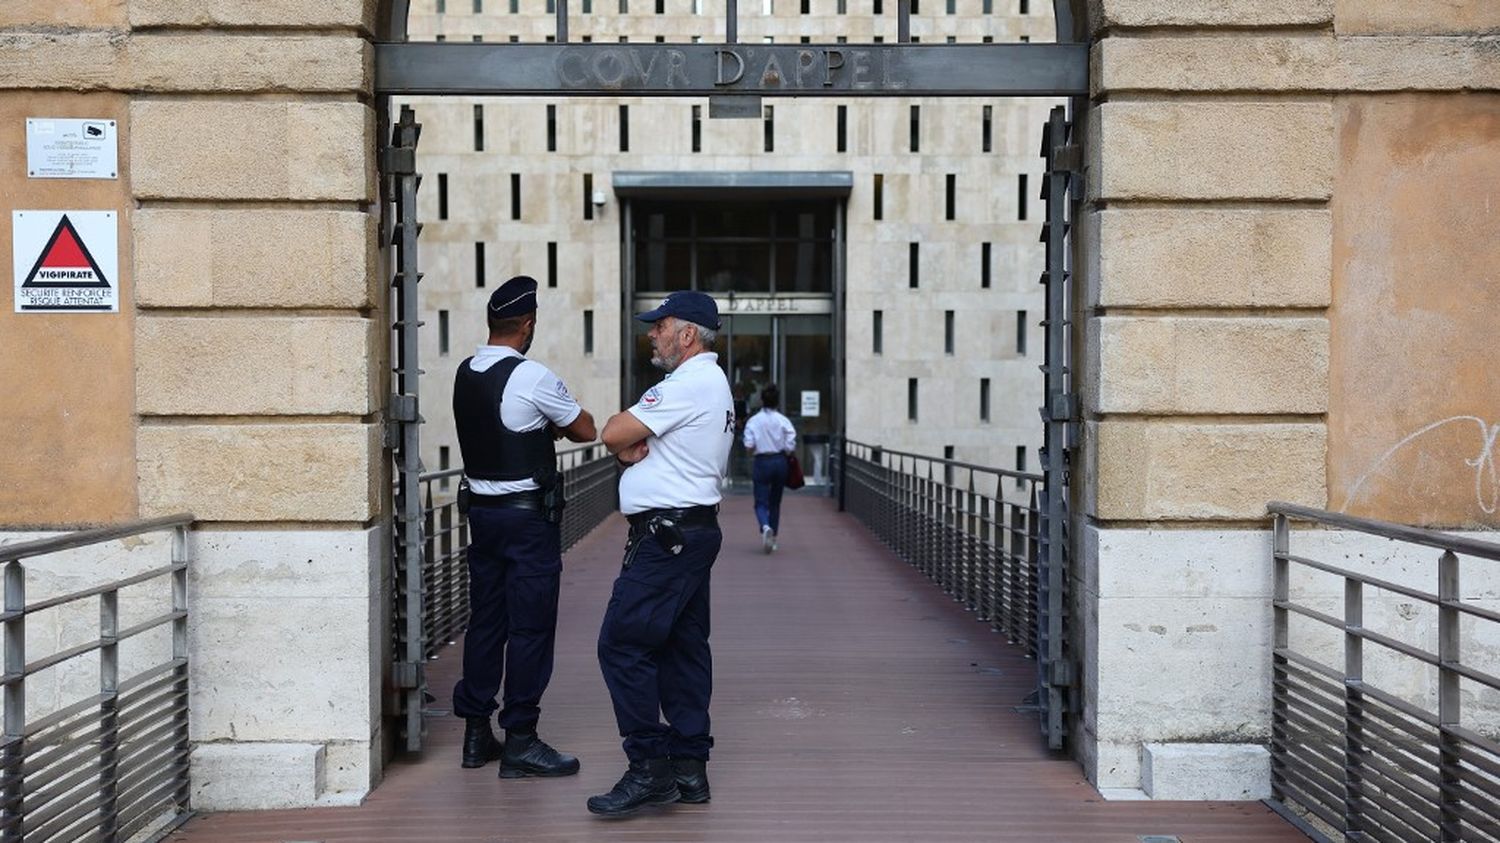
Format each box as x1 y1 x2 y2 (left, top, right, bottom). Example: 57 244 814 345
591 190 607 207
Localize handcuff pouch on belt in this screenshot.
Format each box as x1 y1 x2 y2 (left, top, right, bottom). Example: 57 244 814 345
456 477 472 515
622 516 685 569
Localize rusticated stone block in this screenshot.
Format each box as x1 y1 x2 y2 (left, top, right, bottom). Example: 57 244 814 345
1090 208 1331 309
1089 101 1334 202
135 209 376 309
1094 36 1335 95
1088 317 1329 415
1092 0 1333 29
129 0 375 32
1336 0 1500 36
131 101 373 201
137 423 379 521
1091 420 1327 520
136 317 375 416
128 35 369 94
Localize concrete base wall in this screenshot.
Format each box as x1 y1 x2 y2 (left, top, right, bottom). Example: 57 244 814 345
1078 524 1500 795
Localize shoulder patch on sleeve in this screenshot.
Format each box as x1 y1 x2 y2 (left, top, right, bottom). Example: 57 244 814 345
554 378 572 400
639 386 664 410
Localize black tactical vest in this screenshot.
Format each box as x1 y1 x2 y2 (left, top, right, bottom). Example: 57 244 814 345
452 356 556 483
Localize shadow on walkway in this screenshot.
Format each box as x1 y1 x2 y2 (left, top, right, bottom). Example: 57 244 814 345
170 495 1300 842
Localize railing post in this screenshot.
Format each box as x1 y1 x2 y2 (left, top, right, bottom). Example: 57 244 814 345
171 525 190 812
837 435 847 513
2 560 24 843
1344 570 1365 837
99 586 120 843
1438 549 1462 842
1271 513 1289 805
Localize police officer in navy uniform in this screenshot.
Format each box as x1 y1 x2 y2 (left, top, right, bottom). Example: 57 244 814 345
590 291 735 816
451 275 597 778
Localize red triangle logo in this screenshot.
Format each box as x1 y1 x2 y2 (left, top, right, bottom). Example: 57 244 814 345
22 215 110 289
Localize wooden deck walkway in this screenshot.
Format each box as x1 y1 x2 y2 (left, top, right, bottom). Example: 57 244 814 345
169 495 1301 842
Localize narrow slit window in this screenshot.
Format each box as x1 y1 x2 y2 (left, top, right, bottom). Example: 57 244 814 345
584 310 595 355
547 242 558 288
945 0 954 12
873 310 883 355
583 0 592 10
982 35 992 43
801 0 809 11
619 0 628 12
1017 310 1028 355
763 105 774 153
908 243 919 289
473 0 482 10
509 0 518 11
910 0 919 13
1020 34 1029 42
472 34 483 42
439 446 451 488
510 173 522 220
1020 0 1029 12
475 242 486 288
944 446 955 484
546 104 557 151
583 173 594 220
873 173 884 220
655 0 664 13
982 0 991 10
980 378 991 422
509 34 519 41
619 104 630 152
691 106 702 152
907 378 918 422
436 34 446 41
693 0 703 11
837 0 846 11
945 174 956 221
1015 446 1026 487
873 0 881 12
944 310 955 354
439 310 450 356
982 105 992 153
438 173 449 220
1017 173 1028 221
473 104 484 151
909 105 920 152
546 0 555 11
437 0 446 11
836 105 847 152
981 242 991 288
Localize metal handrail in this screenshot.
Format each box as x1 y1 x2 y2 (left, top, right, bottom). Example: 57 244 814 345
0 515 194 843
1267 504 1500 843
839 439 1043 658
0 514 193 564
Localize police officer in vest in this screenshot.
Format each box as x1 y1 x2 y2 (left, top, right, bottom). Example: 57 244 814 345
451 275 597 777
590 290 735 816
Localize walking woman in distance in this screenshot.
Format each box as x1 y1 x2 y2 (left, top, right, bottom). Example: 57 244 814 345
742 384 797 553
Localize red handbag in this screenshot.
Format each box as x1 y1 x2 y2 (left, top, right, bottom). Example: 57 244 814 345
785 453 806 490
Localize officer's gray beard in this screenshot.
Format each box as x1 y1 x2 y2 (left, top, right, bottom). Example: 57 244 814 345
650 349 680 372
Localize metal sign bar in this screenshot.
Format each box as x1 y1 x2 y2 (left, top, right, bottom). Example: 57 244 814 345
375 42 1088 97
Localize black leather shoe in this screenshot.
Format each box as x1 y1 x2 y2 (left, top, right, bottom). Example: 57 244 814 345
461 717 503 769
672 758 710 804
499 730 581 778
586 759 680 816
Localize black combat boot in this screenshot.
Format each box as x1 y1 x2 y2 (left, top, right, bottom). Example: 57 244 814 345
499 729 581 778
586 758 680 816
672 758 710 803
461 717 503 769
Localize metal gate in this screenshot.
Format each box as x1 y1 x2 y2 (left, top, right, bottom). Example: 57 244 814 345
374 3 1089 754
1037 105 1079 750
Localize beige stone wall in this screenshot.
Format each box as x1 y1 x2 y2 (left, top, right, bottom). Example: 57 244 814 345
1079 0 1500 794
0 0 388 807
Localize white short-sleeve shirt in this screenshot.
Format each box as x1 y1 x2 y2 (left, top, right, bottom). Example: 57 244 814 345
463 345 582 494
617 352 735 515
742 408 797 455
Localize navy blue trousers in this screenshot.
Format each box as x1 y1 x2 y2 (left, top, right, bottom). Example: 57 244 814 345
753 453 789 533
451 505 562 731
597 524 720 762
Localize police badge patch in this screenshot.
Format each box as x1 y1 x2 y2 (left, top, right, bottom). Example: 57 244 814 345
639 386 663 409
555 378 572 400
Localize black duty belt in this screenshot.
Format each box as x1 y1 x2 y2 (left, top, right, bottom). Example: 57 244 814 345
469 490 545 511
626 505 719 531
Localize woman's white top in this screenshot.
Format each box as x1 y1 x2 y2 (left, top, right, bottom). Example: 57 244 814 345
743 408 797 455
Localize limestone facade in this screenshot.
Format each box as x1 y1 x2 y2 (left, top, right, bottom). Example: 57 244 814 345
0 1 387 808
1076 0 1500 795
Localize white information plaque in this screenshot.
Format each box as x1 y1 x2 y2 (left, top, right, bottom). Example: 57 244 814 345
26 118 119 179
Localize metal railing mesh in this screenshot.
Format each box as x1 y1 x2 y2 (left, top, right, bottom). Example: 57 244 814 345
0 515 193 843
1269 502 1500 843
841 440 1043 656
420 444 618 660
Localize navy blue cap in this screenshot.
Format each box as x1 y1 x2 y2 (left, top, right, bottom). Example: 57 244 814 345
488 276 539 318
635 290 720 331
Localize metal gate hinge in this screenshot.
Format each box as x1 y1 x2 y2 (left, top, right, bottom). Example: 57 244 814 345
1052 143 1082 174
382 147 417 175
394 661 422 689
390 394 419 423
1048 660 1075 688
1046 394 1076 421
